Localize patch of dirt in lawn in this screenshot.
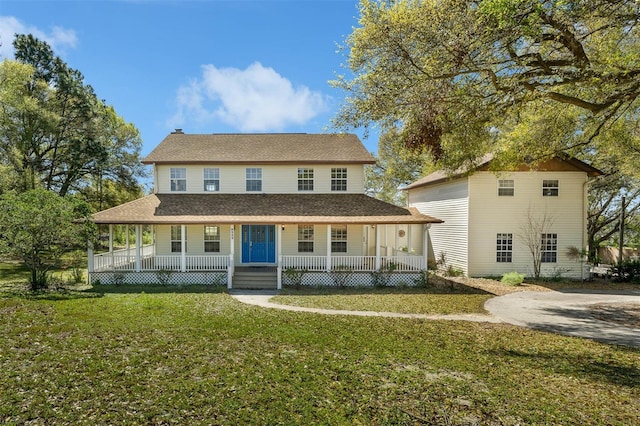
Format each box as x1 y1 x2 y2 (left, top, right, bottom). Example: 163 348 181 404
430 275 552 296
589 303 640 328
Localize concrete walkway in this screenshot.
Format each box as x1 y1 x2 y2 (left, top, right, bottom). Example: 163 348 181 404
228 290 502 322
230 289 640 348
485 290 640 347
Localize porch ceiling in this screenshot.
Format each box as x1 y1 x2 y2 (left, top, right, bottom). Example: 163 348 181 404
92 193 443 225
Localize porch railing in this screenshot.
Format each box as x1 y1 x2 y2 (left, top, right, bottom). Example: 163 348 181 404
94 253 229 272
281 254 424 272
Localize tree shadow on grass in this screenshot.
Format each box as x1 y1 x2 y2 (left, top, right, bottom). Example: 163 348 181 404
87 284 227 295
490 347 640 388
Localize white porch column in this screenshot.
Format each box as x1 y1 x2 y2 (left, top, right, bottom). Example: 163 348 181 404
108 224 114 270
87 241 94 274
180 224 186 272
326 224 332 272
228 225 235 289
407 224 412 254
125 226 130 263
423 224 430 270
135 225 142 272
277 224 283 290
375 225 381 270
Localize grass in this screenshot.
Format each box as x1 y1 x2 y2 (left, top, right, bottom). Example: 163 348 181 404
273 287 493 315
1 283 639 424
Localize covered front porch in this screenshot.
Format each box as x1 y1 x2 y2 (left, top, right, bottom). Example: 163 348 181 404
88 193 442 288
89 223 430 288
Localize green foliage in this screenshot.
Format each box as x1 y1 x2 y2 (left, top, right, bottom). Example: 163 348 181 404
412 270 430 288
0 189 96 290
0 35 146 201
610 260 640 283
283 267 306 289
370 261 397 288
155 269 173 286
501 272 525 286
333 0 640 174
329 265 354 288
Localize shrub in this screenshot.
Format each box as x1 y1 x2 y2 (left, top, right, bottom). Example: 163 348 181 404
155 269 172 286
370 261 397 288
284 268 306 289
501 272 525 286
329 265 354 288
413 270 430 288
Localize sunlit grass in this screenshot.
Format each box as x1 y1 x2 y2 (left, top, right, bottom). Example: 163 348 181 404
273 287 492 315
1 287 639 424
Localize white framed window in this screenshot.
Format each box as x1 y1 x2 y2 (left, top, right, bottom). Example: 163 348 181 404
203 168 220 192
331 225 347 253
331 168 347 191
297 225 314 252
246 168 262 192
498 179 514 196
204 226 220 252
543 179 559 196
496 233 513 262
170 168 186 192
171 225 185 252
541 233 557 263
297 168 314 191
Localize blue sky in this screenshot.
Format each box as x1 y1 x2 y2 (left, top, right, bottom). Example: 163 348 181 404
0 0 378 157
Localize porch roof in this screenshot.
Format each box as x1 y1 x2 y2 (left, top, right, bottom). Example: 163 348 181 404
92 193 443 225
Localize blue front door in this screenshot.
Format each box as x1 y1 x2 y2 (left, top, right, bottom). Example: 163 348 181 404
242 225 275 263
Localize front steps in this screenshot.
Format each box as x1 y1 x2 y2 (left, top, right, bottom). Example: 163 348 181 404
232 267 277 290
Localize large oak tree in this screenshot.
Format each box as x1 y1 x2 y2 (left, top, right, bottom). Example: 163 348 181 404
333 0 640 172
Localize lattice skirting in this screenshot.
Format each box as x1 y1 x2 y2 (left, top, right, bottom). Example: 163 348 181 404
283 272 423 287
89 271 228 286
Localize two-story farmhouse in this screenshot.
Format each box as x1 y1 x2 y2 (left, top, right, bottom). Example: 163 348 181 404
406 155 602 279
89 132 441 288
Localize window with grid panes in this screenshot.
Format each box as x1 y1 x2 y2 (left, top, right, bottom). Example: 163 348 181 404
297 225 314 252
297 168 314 191
203 168 220 192
171 225 185 252
498 179 514 196
496 233 513 262
246 168 262 191
170 168 186 192
331 225 347 253
331 168 347 191
542 180 559 196
204 226 220 252
541 233 557 262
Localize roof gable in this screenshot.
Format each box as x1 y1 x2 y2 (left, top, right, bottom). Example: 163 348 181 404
405 155 602 190
142 132 376 164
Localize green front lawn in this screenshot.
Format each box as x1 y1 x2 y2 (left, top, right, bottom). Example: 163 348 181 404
1 285 639 425
273 287 492 315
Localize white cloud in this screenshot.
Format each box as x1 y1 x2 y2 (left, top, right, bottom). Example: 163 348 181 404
0 16 78 59
168 62 329 132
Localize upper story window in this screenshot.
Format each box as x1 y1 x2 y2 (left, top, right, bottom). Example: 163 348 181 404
298 225 314 252
542 179 559 196
331 225 347 253
498 179 514 196
204 226 220 252
171 225 185 252
496 233 513 262
203 168 220 192
541 233 558 262
246 168 262 192
298 168 314 191
331 168 347 191
170 168 186 192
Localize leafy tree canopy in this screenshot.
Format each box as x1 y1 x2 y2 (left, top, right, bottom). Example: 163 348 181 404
333 0 640 173
0 189 97 290
0 34 146 201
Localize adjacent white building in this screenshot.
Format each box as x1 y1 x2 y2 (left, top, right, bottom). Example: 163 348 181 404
406 156 602 279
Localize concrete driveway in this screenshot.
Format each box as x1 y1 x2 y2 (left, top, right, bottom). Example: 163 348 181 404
484 290 640 348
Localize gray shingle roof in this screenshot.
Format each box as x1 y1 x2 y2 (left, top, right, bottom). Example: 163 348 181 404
92 194 442 225
142 133 376 164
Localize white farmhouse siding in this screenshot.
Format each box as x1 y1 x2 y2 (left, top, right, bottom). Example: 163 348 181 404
154 164 364 194
467 171 588 278
407 179 469 273
155 225 231 256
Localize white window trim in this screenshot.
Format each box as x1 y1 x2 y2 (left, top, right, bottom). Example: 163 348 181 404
170 168 187 192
